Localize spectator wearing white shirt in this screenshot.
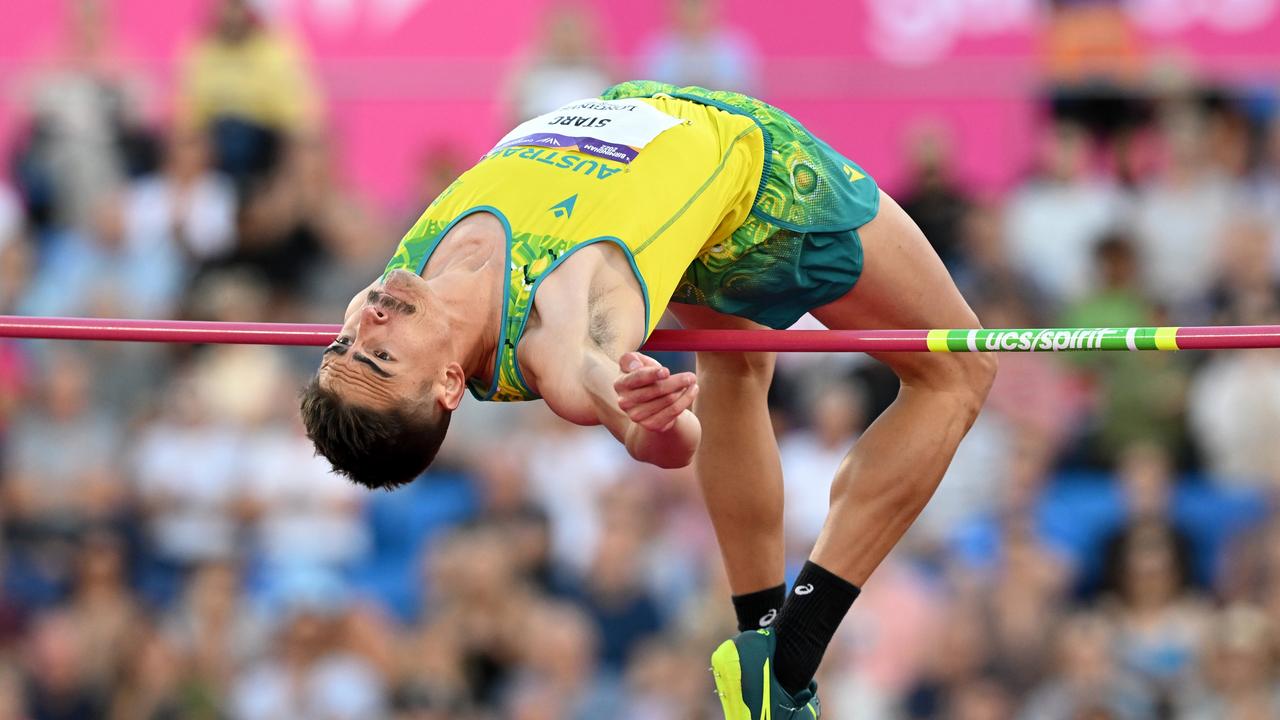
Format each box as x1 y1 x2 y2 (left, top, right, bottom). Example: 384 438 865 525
241 419 370 570
132 372 245 601
125 128 236 262
1132 109 1239 316
780 383 866 558
1004 122 1127 306
0 182 21 251
507 5 613 123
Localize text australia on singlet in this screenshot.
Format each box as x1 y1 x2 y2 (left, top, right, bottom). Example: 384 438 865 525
486 97 685 180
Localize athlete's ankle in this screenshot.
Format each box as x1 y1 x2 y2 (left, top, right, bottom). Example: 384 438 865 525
731 583 786 632
772 561 861 696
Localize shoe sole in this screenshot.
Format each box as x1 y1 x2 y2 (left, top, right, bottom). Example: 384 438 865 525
711 638 754 720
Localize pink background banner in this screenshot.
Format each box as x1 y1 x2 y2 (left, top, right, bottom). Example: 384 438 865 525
1 0 1278 207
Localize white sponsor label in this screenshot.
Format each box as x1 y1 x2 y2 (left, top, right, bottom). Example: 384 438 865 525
492 98 683 164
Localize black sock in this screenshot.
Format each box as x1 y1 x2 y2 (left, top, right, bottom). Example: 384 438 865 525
731 583 786 632
772 561 861 696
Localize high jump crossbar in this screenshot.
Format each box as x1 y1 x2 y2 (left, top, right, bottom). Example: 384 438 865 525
2 316 1280 352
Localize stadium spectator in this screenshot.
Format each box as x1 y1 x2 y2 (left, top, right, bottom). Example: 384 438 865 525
638 0 759 93
780 383 866 554
899 123 972 271
568 505 665 671
1132 105 1239 314
1176 604 1280 719
390 618 476 717
506 4 613 123
21 610 109 720
241 418 370 570
163 562 265 703
67 533 141 690
0 183 20 248
1189 344 1280 488
3 351 124 564
1061 231 1152 331
124 127 237 263
901 602 996 718
20 193 185 320
12 0 152 233
106 625 188 720
131 372 245 601
525 419 629 572
1019 612 1157 720
1004 121 1127 305
504 601 620 719
1101 518 1209 708
953 202 1046 322
231 570 387 720
176 0 321 183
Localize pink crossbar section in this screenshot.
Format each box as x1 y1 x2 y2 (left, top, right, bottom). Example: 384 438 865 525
3 316 1280 352
1175 325 1280 350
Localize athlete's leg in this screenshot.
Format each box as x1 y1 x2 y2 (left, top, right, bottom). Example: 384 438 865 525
765 190 996 696
807 190 996 583
668 304 785 605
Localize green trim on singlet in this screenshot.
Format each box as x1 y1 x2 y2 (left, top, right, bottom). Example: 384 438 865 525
633 124 761 256
508 237 650 400
664 91 774 210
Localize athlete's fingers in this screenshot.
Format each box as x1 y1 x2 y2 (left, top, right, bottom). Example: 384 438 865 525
628 378 698 428
625 384 689 425
618 351 662 373
648 384 699 433
614 364 670 392
617 372 696 409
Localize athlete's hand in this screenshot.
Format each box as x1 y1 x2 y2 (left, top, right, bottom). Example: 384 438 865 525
614 351 699 433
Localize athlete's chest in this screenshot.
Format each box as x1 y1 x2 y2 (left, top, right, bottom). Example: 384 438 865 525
518 246 646 370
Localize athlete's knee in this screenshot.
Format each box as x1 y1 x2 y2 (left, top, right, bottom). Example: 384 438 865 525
696 351 776 387
893 351 996 418
943 352 996 421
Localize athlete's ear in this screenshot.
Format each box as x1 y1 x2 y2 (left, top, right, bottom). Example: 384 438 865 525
440 361 467 411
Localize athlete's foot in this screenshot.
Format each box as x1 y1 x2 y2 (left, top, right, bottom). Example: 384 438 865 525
710 628 821 719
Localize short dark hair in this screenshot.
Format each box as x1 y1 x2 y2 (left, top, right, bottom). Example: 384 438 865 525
299 376 451 490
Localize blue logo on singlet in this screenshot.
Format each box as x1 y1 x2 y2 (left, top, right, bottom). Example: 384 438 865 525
550 194 578 219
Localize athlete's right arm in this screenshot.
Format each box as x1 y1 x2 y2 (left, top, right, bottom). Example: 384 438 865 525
539 346 701 468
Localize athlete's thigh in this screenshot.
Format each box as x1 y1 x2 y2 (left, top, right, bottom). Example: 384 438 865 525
810 190 983 382
668 303 776 382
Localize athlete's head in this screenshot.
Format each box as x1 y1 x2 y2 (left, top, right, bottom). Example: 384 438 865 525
301 269 467 489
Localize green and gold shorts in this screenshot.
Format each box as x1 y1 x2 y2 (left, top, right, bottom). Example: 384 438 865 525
603 81 881 329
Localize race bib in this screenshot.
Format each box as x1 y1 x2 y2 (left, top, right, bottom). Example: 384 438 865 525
492 98 683 164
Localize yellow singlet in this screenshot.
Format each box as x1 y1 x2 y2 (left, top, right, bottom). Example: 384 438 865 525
385 95 765 401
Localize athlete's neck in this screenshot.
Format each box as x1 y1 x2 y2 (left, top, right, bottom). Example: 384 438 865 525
425 213 506 383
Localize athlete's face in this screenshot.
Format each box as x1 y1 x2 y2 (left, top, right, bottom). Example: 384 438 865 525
317 270 452 412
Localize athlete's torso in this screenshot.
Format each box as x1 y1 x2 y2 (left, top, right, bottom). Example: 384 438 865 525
385 95 765 401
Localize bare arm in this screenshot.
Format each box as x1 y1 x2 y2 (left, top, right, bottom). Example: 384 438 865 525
539 346 701 469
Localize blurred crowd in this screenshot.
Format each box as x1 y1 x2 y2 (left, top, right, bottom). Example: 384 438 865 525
2 0 1280 718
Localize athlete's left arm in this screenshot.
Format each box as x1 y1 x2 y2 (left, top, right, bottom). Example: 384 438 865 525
538 346 701 468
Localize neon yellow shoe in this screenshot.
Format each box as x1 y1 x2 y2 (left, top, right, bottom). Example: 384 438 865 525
711 629 821 719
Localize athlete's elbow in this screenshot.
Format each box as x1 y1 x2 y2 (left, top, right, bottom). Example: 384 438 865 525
625 419 700 469
640 448 696 470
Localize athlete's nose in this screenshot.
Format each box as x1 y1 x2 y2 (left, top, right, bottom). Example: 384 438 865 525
361 304 389 325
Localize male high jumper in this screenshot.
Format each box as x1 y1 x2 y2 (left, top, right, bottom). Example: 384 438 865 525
302 81 995 719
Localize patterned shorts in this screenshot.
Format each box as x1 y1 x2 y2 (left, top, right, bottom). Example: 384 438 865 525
603 81 881 329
